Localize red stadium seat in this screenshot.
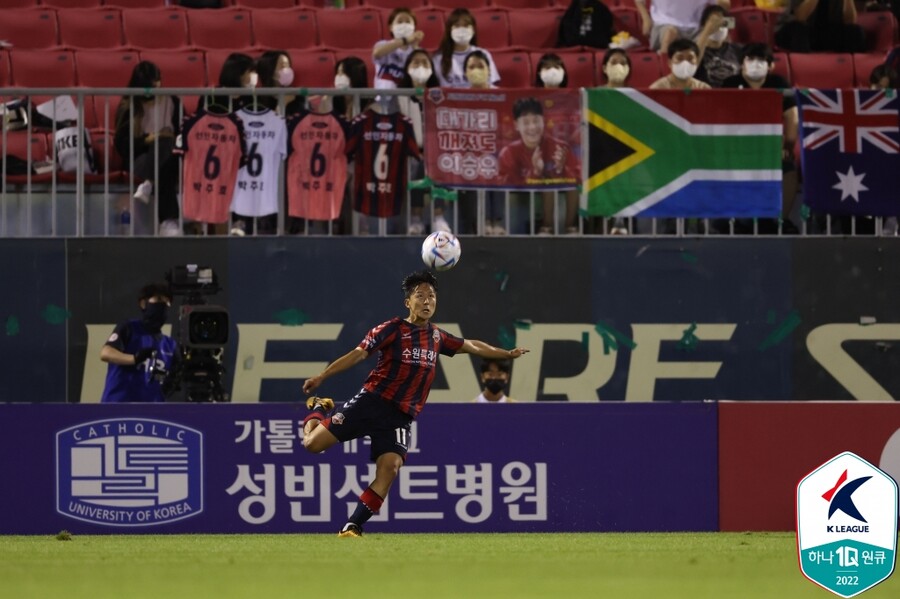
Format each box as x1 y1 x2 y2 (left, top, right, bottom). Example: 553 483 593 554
364 0 426 8
252 8 318 50
0 50 10 88
0 9 59 50
771 51 791 83
789 53 854 89
297 0 327 6
287 49 336 87
492 51 532 88
531 51 596 88
414 8 446 52
74 49 139 88
732 8 771 46
612 51 662 88
234 0 297 7
611 7 649 49
57 8 124 50
139 48 205 114
2 131 53 185
428 0 489 9
509 9 564 49
204 48 258 89
318 8 383 49
0 0 38 7
104 0 167 8
494 0 555 7
10 49 76 87
858 11 898 53
470 9 510 50
188 9 253 50
853 52 889 88
42 0 102 7
123 8 189 50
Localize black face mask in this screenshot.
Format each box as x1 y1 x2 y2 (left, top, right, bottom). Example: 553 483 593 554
141 302 168 332
484 379 506 394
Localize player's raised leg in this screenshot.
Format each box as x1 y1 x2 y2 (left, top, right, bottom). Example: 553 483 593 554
302 396 340 453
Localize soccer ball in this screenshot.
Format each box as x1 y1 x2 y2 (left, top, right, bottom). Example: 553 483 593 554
421 231 461 271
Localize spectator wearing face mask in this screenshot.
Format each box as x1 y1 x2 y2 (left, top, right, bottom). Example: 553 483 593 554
533 53 579 236
200 52 258 114
332 56 372 122
650 39 711 90
601 48 632 89
255 50 296 114
374 8 425 90
472 358 517 403
433 8 500 88
694 5 742 88
720 43 799 234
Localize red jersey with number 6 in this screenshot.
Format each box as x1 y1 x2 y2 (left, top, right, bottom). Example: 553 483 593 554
286 111 349 221
175 111 247 224
346 111 421 217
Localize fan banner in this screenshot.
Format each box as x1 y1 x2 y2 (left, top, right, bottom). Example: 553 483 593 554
423 87 582 190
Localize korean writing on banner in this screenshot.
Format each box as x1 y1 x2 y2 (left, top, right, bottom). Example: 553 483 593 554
225 418 548 527
423 88 581 190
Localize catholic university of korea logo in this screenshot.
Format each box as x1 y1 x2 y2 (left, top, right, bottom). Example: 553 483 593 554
797 451 898 597
56 418 203 527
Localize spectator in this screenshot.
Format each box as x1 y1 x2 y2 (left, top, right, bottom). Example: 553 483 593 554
374 8 425 91
201 52 257 114
635 0 731 56
397 49 452 236
472 358 517 403
558 0 615 49
333 56 371 121
695 4 742 88
650 39 712 89
721 43 800 234
255 50 295 114
433 8 500 88
600 48 632 88
869 63 898 89
534 53 579 236
774 0 865 53
113 61 181 236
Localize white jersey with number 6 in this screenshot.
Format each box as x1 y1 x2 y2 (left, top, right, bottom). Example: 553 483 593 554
231 107 287 217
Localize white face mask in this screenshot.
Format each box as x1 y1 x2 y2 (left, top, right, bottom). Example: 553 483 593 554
672 61 697 80
334 74 351 89
744 59 768 81
451 26 474 45
277 67 294 87
409 66 432 84
606 64 629 84
709 27 729 43
245 72 258 89
540 67 565 87
392 22 415 41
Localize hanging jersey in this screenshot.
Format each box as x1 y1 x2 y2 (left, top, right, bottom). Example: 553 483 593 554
101 319 178 404
232 107 287 217
286 111 350 221
175 110 247 224
346 111 421 217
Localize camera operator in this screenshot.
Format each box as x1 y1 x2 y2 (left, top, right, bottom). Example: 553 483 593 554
99 282 178 403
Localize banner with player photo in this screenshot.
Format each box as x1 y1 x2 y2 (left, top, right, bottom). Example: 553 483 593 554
423 88 582 190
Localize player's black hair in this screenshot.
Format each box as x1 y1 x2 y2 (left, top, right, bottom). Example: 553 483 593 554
139 282 172 303
402 271 438 297
513 97 543 120
667 38 700 60
480 358 511 374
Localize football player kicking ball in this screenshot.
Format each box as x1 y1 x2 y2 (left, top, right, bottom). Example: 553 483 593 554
302 270 529 537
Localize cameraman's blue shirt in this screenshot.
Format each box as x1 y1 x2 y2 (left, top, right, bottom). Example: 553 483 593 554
100 319 178 403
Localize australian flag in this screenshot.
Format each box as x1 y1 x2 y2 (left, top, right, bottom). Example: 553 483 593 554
797 89 900 216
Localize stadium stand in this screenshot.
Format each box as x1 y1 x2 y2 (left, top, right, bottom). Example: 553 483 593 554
771 51 792 82
611 7 649 49
204 48 248 87
74 49 140 128
732 7 772 47
508 9 564 49
0 51 10 88
0 0 37 7
469 8 511 50
187 8 254 50
2 132 52 185
122 8 190 50
788 52 855 89
286 49 336 88
552 51 597 89
858 11 898 53
613 51 662 88
11 49 77 88
492 51 532 88
251 8 319 50
852 51 889 88
0 8 60 50
41 0 102 8
137 48 205 113
317 8 383 49
234 0 301 7
104 0 167 8
363 0 427 8
57 8 125 50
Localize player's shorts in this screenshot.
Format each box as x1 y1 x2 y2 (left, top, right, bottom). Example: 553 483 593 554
322 390 413 462
650 24 699 51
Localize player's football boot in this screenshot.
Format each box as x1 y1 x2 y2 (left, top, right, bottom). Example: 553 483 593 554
305 396 334 412
338 523 363 538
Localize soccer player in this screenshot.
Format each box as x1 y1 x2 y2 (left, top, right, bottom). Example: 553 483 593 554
301 270 529 537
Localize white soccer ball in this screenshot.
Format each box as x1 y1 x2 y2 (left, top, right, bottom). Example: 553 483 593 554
421 231 461 271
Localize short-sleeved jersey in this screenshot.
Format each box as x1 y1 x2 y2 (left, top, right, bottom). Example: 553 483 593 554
101 319 178 403
346 111 421 217
433 46 501 88
286 110 350 221
498 136 579 187
231 107 287 217
358 317 464 418
175 110 247 224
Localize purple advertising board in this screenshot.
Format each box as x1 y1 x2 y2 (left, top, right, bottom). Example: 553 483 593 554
0 403 717 533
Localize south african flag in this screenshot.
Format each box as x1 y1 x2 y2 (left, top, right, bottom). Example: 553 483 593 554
583 89 783 218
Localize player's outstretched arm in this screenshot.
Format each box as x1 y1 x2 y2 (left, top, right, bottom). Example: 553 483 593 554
459 339 529 359
302 347 369 394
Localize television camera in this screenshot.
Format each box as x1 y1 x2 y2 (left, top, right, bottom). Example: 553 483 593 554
155 265 230 402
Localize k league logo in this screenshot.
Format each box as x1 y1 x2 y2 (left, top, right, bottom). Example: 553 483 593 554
797 452 898 597
56 418 203 527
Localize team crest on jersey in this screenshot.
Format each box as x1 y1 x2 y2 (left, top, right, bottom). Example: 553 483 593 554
428 89 445 105
331 413 345 425
56 418 203 527
376 122 394 131
432 329 440 343
107 333 118 343
247 121 264 128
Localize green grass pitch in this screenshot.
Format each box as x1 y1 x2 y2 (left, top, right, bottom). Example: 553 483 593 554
2 532 898 598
